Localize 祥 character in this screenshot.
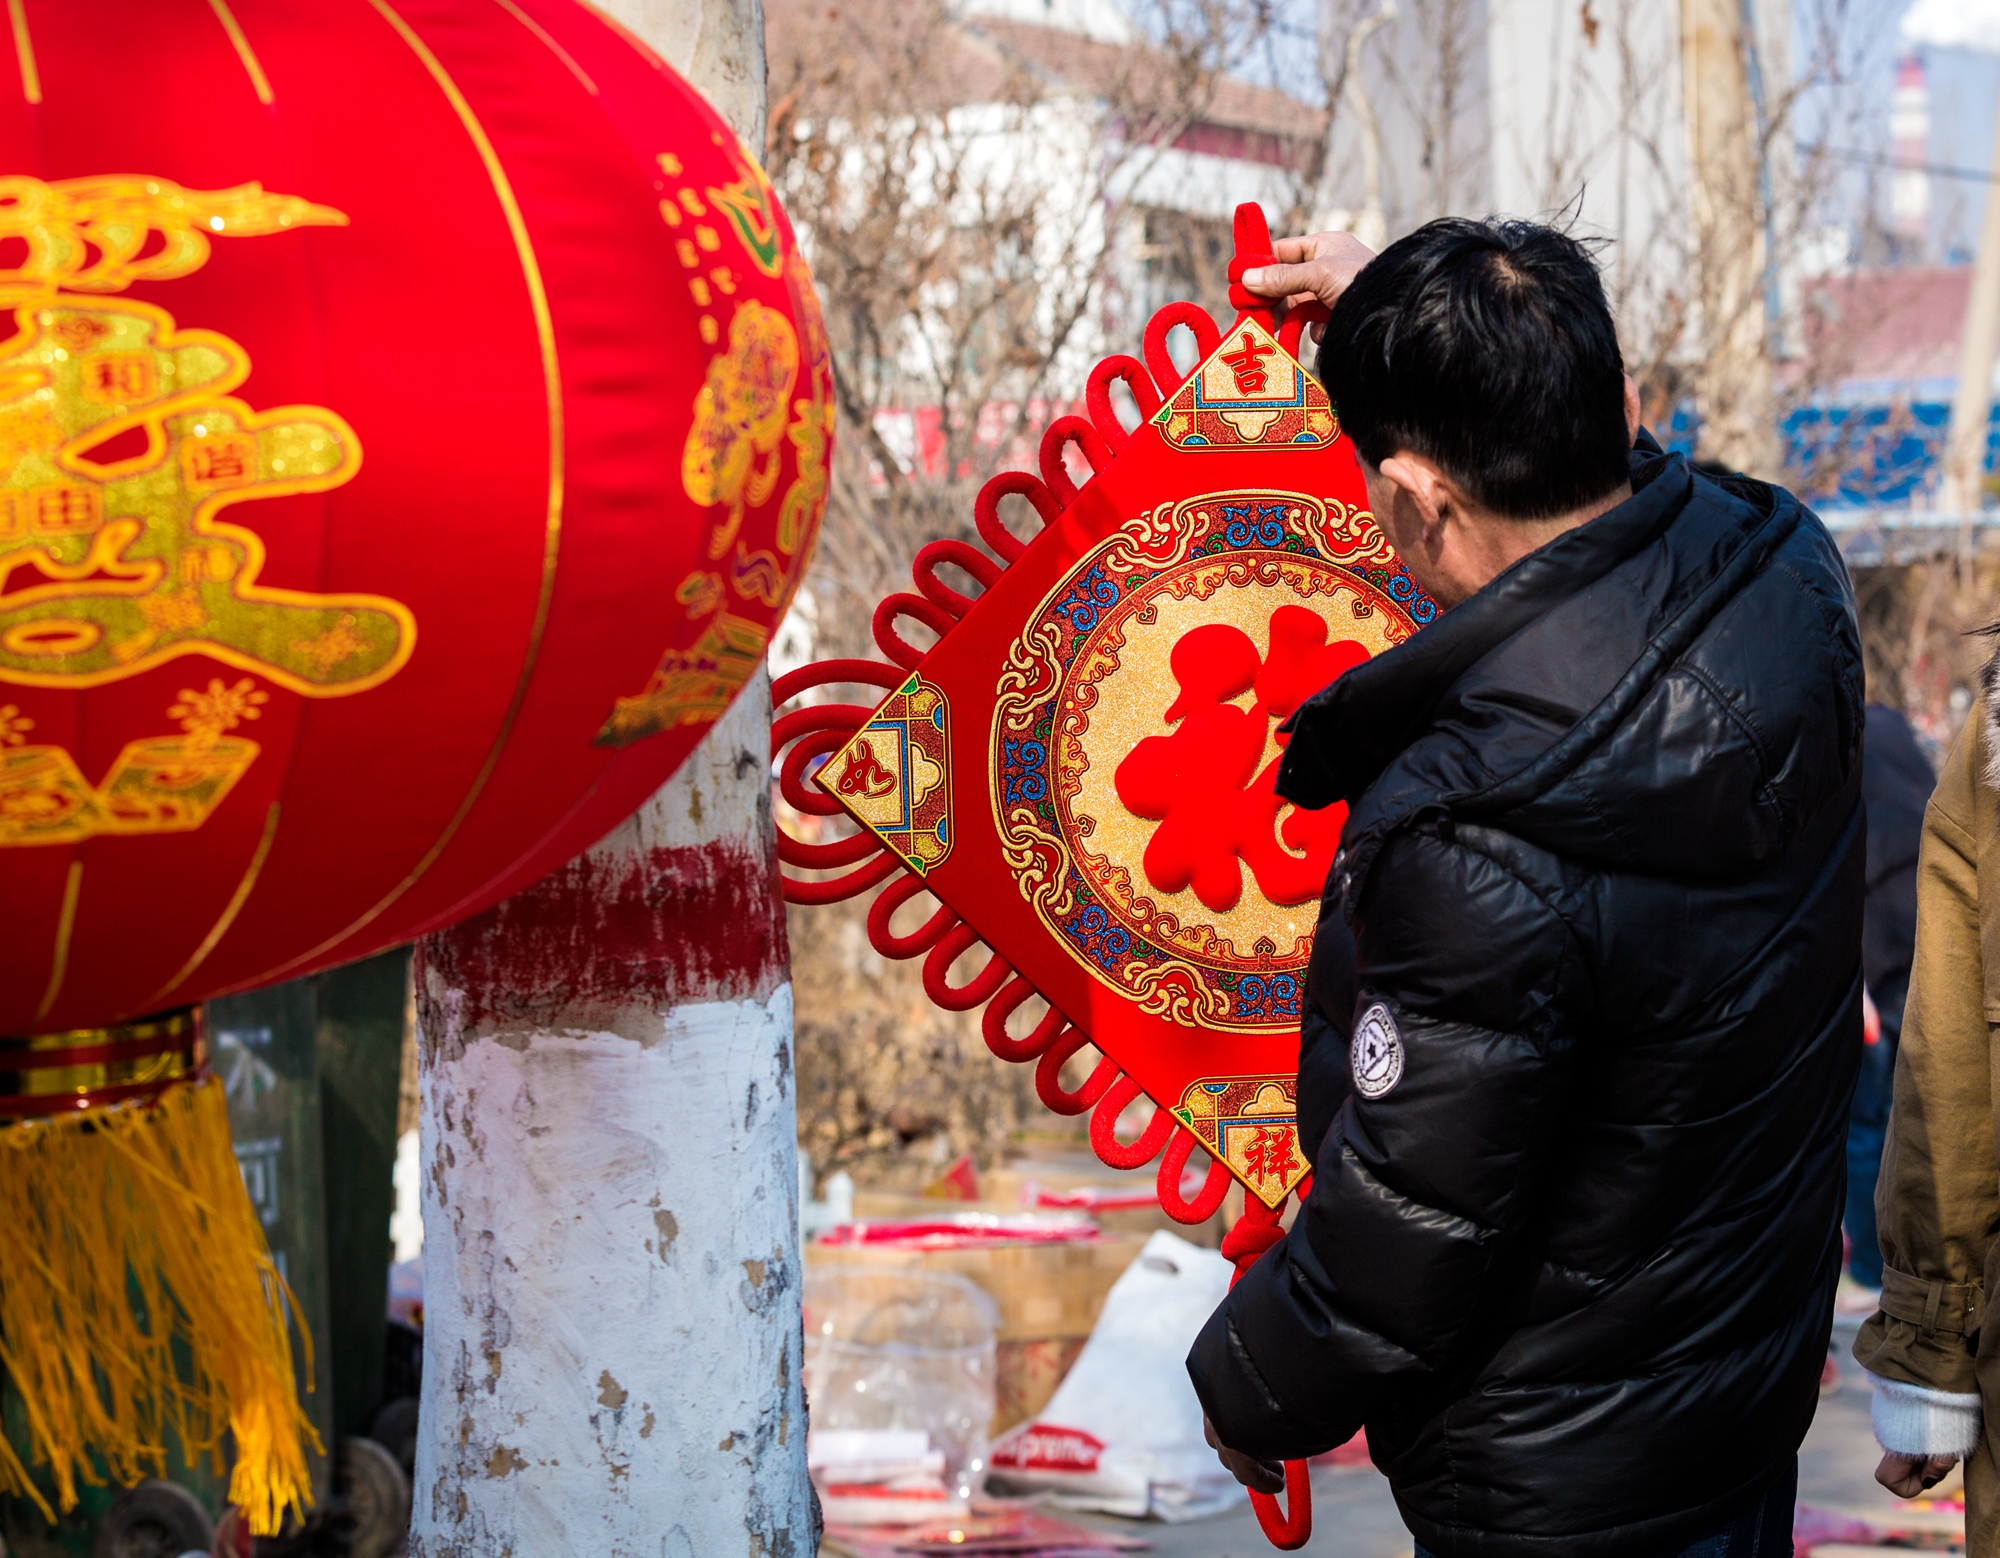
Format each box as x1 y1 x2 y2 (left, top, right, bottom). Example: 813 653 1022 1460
1189 219 1864 1558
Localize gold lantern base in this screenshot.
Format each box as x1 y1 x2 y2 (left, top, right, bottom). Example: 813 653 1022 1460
0 1012 318 1535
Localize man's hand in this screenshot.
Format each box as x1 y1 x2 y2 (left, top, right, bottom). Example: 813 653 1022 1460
1239 232 1378 341
1204 1411 1286 1495
1875 1451 1959 1498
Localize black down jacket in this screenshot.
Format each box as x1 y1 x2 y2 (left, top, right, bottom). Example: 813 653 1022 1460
1187 444 1865 1557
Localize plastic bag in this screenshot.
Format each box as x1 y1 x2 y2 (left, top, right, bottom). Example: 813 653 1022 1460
804 1266 997 1524
987 1229 1244 1521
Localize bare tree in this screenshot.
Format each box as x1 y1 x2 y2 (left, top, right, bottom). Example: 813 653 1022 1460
765 0 1300 1181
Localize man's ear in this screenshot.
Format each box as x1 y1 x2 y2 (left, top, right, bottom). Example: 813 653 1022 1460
1377 453 1452 546
1624 374 1641 446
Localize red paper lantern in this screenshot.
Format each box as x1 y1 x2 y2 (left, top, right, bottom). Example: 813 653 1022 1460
0 0 828 1034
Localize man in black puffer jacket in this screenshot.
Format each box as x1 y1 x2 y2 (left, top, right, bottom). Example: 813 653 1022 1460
1190 219 1863 1556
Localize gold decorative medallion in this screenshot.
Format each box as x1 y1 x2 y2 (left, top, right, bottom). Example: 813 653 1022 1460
1175 1075 1312 1206
991 489 1422 1030
817 673 952 874
1154 316 1339 451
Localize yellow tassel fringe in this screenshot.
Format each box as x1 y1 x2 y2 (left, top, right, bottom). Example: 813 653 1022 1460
0 1075 319 1535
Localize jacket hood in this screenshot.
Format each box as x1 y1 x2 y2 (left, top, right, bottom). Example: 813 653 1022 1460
1280 445 1862 889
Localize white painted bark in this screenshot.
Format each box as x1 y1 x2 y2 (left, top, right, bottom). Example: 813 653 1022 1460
411 678 812 1558
612 0 767 151
413 986 805 1555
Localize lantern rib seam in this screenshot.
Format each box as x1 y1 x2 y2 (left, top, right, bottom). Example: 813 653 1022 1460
240 0 569 986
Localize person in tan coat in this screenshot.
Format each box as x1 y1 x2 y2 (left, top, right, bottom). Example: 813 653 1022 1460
1855 652 2000 1547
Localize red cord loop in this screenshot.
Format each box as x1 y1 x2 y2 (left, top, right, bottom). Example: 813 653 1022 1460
1038 415 1115 507
1034 1027 1118 1116
780 850 902 906
1088 1076 1177 1169
1155 1127 1232 1222
922 922 1013 1011
1223 1181 1314 1548
974 470 1062 563
776 825 885 871
1227 202 1278 323
1250 1464 1313 1551
1084 355 1163 452
866 872 958 960
771 658 905 714
1223 1196 1287 1286
1277 300 1329 360
981 977 1068 1064
776 727 854 818
1142 302 1223 398
912 539 1002 617
772 701 867 757
872 592 958 670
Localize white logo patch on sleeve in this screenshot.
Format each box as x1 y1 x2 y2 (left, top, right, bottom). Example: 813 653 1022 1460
1351 1002 1405 1099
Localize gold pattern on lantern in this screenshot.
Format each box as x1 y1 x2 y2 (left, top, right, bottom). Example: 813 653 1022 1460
0 175 413 703
169 676 267 747
0 175 345 295
773 252 833 560
705 141 786 278
593 612 771 748
289 614 370 678
682 300 798 561
0 680 267 846
674 570 724 619
0 295 412 694
731 547 785 607
603 149 828 748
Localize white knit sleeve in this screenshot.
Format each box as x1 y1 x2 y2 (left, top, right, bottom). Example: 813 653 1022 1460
1868 1372 1983 1456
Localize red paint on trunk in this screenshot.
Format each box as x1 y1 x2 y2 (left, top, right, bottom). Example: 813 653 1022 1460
420 833 790 1035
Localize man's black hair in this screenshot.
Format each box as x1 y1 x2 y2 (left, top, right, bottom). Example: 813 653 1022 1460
1315 217 1631 521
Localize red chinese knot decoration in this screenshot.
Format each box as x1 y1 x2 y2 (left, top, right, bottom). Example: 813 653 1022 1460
0 0 828 1037
774 206 1434 1550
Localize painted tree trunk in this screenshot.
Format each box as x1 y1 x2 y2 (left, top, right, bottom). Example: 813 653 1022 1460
409 666 809 1558
407 6 807 1546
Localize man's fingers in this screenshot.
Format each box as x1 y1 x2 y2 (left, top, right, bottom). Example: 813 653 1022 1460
1241 262 1317 300
1204 1414 1287 1494
1220 1448 1286 1494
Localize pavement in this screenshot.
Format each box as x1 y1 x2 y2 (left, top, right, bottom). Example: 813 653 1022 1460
1060 1315 1950 1558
